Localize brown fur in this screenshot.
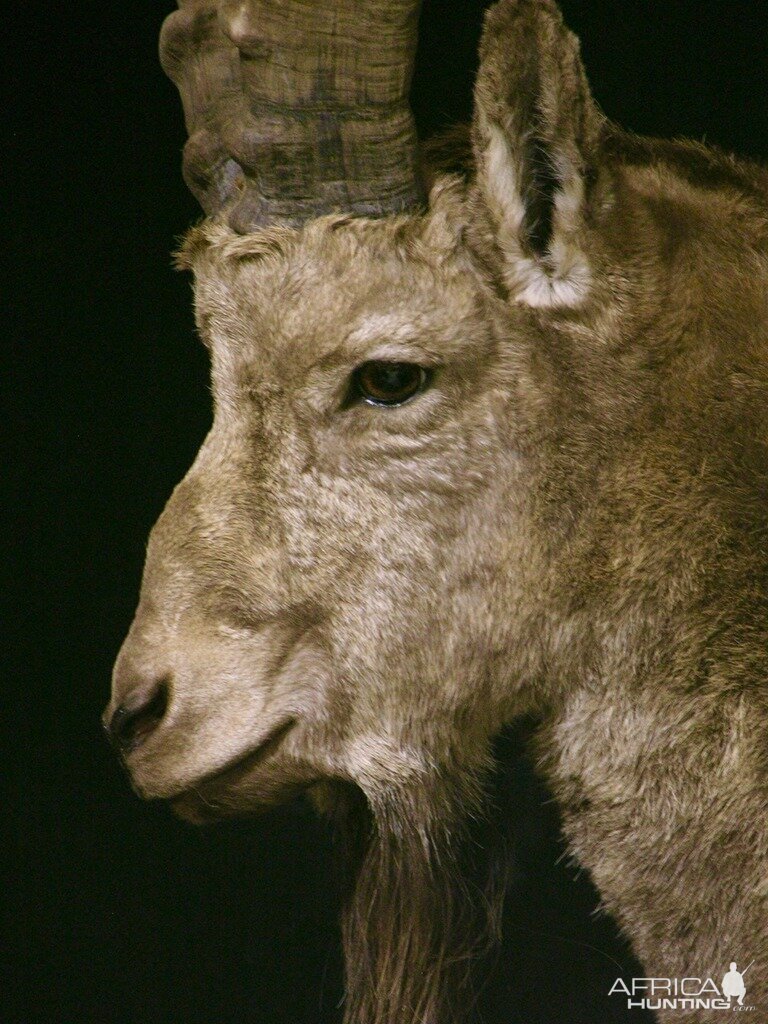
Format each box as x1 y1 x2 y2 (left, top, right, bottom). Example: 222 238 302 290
322 772 509 1024
109 1 768 1020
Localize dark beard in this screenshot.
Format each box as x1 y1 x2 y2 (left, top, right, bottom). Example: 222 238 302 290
321 754 514 1024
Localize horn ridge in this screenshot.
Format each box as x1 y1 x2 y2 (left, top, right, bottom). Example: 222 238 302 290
160 0 425 230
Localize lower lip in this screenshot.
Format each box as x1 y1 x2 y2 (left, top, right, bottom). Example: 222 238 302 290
172 717 297 797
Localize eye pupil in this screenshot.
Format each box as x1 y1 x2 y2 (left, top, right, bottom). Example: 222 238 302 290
355 361 427 407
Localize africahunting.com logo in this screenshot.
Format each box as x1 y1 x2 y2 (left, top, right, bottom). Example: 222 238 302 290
609 961 755 1013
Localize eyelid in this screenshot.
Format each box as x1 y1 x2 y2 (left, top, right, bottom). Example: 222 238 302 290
360 343 443 368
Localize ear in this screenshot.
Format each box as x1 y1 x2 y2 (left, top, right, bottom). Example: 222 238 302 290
471 0 604 307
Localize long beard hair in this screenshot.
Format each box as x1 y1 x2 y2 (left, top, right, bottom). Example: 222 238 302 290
322 744 517 1024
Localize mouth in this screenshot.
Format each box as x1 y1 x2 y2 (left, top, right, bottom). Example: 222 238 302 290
167 718 300 822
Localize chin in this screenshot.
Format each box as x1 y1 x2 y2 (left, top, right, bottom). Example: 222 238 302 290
164 754 317 824
168 788 280 824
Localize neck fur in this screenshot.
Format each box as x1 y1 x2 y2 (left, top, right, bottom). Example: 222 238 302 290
536 681 768 996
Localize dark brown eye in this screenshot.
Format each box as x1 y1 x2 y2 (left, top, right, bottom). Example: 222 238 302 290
352 361 428 407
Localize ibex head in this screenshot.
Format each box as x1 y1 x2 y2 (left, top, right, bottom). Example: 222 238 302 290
108 0 608 817
107 1 768 1019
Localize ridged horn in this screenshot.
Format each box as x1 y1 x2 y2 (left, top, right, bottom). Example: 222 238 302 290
160 0 425 231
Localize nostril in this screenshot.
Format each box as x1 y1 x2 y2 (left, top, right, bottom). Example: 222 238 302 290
107 680 169 754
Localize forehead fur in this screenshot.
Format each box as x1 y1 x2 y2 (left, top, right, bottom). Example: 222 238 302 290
175 179 485 376
176 177 469 276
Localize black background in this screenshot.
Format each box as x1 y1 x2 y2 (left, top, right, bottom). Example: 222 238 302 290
7 2 768 1022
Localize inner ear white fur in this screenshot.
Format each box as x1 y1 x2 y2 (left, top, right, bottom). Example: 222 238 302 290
483 122 592 309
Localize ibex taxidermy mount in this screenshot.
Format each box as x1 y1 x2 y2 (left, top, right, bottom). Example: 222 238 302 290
106 1 768 1021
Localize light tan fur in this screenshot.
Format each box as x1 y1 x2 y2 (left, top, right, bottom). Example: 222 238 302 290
109 2 768 1021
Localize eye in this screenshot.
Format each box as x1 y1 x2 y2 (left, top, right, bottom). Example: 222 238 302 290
351 361 429 407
